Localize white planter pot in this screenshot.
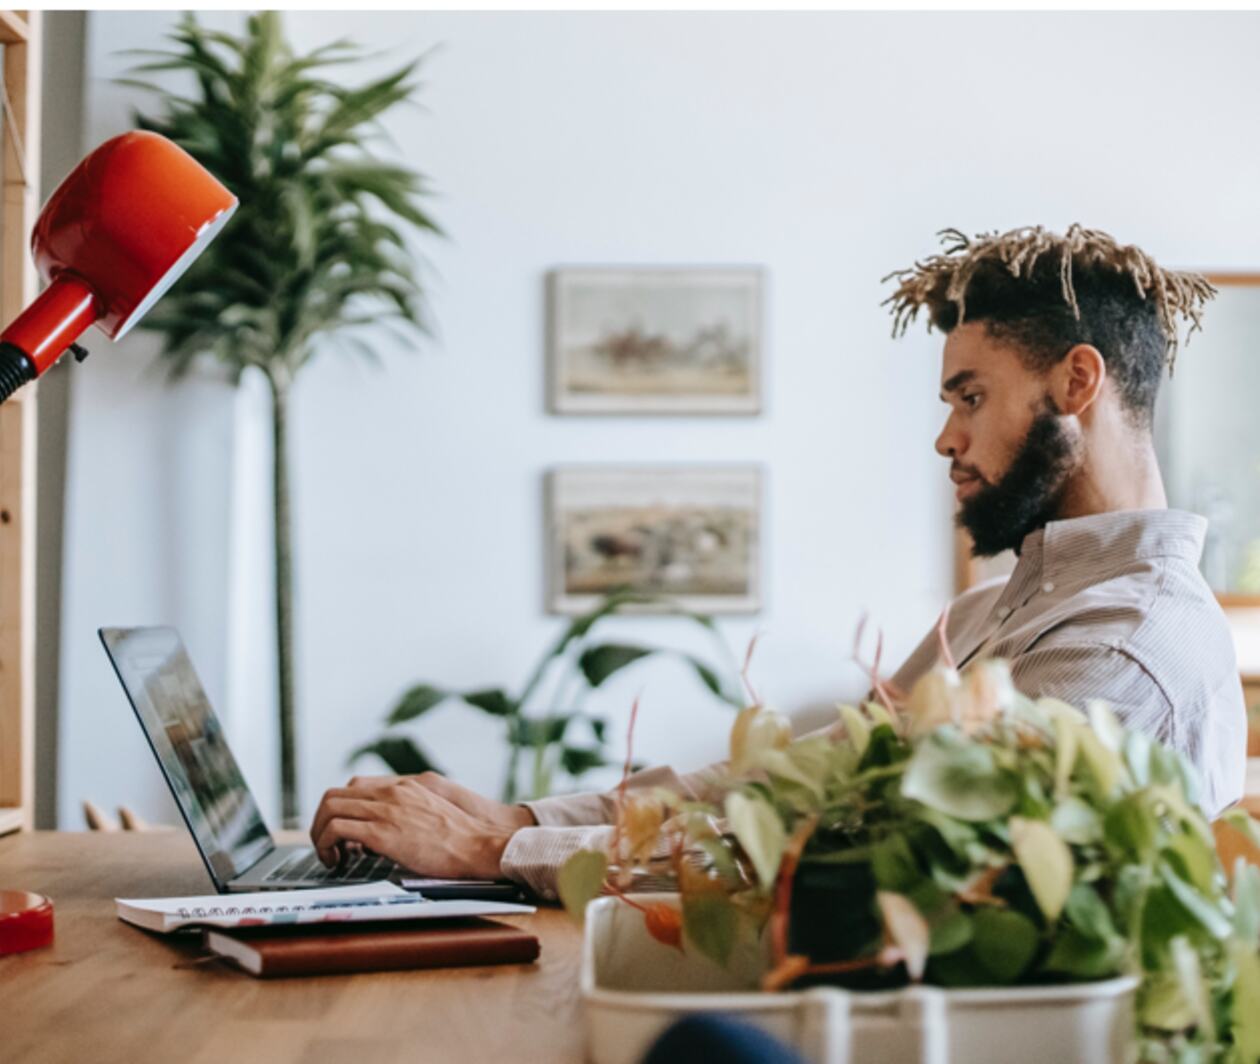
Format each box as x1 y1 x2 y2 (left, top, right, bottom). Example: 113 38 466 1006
581 894 1138 1064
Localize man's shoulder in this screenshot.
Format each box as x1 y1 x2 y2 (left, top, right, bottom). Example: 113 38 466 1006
1034 555 1237 695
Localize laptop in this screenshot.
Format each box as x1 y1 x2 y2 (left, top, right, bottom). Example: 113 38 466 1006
99 625 513 896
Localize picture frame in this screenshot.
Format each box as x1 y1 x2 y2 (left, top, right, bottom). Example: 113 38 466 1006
547 266 764 415
545 465 763 615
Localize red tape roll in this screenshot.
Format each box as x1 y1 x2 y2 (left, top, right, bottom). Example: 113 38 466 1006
0 891 54 955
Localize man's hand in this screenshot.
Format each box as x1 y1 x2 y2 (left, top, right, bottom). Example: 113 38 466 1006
309 772 537 879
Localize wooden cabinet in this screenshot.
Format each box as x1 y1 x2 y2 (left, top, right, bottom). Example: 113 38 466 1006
0 9 41 835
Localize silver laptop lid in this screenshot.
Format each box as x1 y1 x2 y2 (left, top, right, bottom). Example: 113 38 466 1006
99 626 275 890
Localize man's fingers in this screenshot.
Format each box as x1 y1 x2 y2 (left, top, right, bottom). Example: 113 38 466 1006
345 775 396 790
309 783 394 845
315 817 385 867
310 796 383 862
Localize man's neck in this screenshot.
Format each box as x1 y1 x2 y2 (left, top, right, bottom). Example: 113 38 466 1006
1057 429 1167 520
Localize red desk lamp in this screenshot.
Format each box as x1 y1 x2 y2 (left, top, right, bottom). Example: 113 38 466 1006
0 130 237 403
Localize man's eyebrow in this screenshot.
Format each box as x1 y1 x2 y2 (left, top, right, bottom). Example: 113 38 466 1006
940 369 977 400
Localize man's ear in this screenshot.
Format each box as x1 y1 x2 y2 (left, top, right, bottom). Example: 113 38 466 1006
1050 343 1106 417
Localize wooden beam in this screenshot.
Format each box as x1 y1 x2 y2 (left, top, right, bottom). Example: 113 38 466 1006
0 11 27 45
1205 273 1260 288
2 23 40 328
0 395 35 825
0 11 41 832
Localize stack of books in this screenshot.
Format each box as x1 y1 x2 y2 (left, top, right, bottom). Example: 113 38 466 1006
116 882 540 979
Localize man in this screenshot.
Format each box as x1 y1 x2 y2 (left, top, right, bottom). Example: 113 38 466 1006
310 224 1246 898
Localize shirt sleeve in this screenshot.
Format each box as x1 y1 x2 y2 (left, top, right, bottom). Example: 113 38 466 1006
1009 641 1175 743
522 761 733 827
509 759 733 897
499 824 615 900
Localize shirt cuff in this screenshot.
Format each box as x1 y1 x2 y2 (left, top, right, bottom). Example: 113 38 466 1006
522 791 612 827
499 824 614 900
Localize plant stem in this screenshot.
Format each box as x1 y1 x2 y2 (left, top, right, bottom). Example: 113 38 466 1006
502 709 521 804
268 368 299 828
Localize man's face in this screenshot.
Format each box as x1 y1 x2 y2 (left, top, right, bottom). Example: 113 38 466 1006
936 322 1081 556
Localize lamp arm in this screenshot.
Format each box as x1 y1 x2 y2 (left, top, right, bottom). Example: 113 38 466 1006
0 275 98 402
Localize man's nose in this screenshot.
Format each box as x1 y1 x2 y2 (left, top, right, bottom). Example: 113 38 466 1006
935 415 965 459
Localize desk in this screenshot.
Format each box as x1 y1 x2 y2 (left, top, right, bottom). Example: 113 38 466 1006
0 832 586 1064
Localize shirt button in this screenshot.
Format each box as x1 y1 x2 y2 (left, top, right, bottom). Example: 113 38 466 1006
1042 581 1055 594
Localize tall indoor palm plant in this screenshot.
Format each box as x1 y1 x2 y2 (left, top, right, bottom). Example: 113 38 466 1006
126 13 440 825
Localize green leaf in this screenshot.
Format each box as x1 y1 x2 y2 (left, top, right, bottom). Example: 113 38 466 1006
1050 797 1103 845
760 737 833 802
348 736 441 775
725 790 786 889
511 715 572 746
684 655 738 705
1103 795 1157 864
1063 884 1118 942
1077 726 1123 798
463 688 517 717
559 747 607 776
900 729 1019 822
1159 862 1232 939
1010 816 1074 922
929 910 973 956
578 644 654 687
1233 861 1260 944
1041 927 1123 979
913 807 979 860
557 850 607 923
1169 935 1215 1043
1228 940 1260 1060
838 704 871 761
871 833 921 892
1163 830 1217 896
387 684 447 723
682 893 737 967
1140 971 1197 1031
971 908 1039 983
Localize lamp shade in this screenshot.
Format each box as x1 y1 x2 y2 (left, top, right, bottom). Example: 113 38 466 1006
0 130 238 402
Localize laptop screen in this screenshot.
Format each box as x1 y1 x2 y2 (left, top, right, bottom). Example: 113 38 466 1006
99 626 274 888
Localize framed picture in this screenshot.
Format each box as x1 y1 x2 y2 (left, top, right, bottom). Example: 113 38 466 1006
547 267 763 415
546 466 763 615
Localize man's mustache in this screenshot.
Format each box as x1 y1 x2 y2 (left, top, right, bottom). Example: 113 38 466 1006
951 463 985 484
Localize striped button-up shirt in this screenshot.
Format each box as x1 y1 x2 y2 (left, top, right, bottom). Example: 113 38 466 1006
501 508 1247 897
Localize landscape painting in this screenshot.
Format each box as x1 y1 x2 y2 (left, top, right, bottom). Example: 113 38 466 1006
546 466 762 614
549 268 763 414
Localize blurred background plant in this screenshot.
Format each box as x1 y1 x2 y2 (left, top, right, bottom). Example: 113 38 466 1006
352 589 744 802
124 12 441 825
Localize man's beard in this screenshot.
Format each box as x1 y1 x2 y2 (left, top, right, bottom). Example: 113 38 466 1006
958 403 1080 558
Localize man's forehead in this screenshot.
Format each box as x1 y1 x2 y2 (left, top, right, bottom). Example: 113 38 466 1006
939 324 1017 387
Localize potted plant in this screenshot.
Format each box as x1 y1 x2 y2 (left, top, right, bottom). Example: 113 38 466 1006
560 638 1260 1062
124 13 441 825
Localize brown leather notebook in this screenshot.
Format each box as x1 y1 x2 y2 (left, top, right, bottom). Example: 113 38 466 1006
203 917 540 978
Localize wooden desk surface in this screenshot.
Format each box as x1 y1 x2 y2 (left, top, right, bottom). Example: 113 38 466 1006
0 832 586 1064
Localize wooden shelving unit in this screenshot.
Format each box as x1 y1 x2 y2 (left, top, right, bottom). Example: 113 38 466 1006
0 9 42 835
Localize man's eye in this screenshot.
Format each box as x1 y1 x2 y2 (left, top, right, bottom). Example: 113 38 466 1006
962 393 982 410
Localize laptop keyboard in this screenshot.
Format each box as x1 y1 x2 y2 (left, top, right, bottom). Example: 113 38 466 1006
264 848 397 884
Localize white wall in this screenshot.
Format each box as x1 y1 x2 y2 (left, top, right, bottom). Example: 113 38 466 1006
57 11 1260 828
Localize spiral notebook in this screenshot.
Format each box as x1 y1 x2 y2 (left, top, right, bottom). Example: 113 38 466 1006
116 881 534 934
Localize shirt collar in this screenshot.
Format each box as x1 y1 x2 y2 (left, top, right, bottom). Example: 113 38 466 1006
999 508 1207 604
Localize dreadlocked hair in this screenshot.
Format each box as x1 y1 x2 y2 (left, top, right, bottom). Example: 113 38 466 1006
881 224 1216 428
